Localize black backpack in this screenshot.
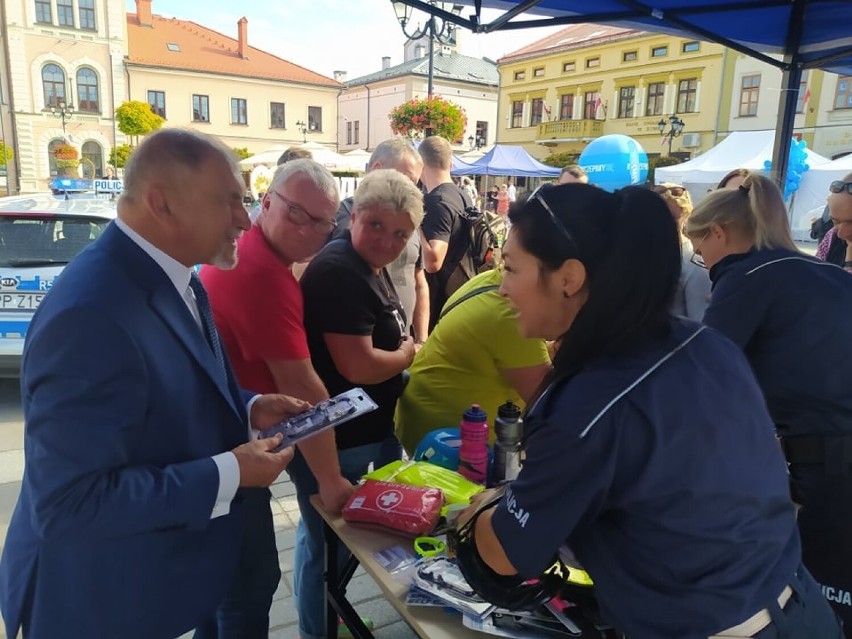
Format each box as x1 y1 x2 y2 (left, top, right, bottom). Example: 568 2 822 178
458 189 506 276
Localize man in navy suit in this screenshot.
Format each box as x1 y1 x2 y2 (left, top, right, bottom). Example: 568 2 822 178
0 128 304 639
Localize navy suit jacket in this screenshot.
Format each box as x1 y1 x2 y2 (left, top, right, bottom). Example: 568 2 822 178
0 223 255 638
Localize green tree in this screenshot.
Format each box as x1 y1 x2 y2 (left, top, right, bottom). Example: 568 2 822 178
0 141 13 166
232 146 251 161
648 155 683 183
541 151 579 168
115 100 164 145
389 96 467 143
109 143 134 169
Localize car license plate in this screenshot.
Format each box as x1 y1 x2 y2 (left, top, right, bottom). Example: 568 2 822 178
0 292 45 310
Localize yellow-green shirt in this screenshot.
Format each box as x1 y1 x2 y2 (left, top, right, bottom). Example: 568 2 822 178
395 269 550 453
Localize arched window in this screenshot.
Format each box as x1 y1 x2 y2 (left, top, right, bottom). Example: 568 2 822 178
76 68 99 112
42 64 66 108
81 140 103 178
48 138 64 177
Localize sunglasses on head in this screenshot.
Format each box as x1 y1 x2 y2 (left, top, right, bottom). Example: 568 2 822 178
654 185 686 197
529 183 580 254
830 181 852 195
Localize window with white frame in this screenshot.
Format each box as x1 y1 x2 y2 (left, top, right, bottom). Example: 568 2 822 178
76 67 99 112
42 64 66 108
231 98 247 125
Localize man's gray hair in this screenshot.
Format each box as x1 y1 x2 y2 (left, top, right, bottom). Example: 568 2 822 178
270 158 339 203
369 138 421 173
122 128 238 199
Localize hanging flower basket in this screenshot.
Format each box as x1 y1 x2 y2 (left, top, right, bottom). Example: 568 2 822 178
389 96 467 143
52 143 79 161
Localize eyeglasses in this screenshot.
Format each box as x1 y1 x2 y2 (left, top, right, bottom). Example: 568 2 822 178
653 185 686 197
271 190 337 235
529 183 579 253
689 231 709 269
829 181 852 195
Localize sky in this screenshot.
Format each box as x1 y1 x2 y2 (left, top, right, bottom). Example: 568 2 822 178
124 0 564 80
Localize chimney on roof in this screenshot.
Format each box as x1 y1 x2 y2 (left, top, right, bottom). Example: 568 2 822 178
135 0 152 27
237 17 248 59
333 70 347 83
382 56 391 70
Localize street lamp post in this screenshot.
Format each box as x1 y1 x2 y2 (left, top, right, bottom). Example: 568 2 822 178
467 134 484 150
392 2 462 100
658 114 685 156
295 119 309 143
49 99 74 134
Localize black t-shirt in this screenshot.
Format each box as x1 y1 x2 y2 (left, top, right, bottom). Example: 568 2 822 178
300 232 407 450
421 182 471 324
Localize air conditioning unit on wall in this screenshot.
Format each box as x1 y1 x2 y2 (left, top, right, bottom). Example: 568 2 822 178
681 132 701 148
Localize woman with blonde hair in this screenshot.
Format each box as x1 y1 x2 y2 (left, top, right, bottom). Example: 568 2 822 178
685 173 852 634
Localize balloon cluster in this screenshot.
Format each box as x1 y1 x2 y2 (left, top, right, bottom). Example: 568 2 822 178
763 138 810 200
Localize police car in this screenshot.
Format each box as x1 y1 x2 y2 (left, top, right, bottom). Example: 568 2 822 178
0 178 120 376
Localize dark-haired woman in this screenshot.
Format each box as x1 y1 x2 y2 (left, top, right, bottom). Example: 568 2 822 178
686 174 852 636
457 184 840 638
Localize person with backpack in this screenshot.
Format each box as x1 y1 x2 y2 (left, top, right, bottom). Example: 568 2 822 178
419 136 480 330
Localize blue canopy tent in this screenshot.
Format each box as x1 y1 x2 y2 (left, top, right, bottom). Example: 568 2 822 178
392 0 852 184
451 155 479 175
456 144 561 177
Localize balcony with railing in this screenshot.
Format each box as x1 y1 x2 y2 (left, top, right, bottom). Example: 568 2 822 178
536 119 603 142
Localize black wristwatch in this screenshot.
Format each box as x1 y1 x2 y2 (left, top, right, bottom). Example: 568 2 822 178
844 261 852 268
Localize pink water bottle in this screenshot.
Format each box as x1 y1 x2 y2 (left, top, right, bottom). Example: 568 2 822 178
458 404 489 484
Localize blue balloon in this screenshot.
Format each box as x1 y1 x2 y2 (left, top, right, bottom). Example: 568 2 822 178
789 182 799 193
764 160 773 170
578 134 649 192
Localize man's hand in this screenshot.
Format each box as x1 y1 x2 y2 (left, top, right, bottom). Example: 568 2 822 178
233 434 294 487
317 474 356 514
250 393 311 431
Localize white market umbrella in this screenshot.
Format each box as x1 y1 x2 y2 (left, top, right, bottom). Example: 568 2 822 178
238 145 289 169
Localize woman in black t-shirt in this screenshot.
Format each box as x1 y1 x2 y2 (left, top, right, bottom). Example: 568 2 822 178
301 169 424 471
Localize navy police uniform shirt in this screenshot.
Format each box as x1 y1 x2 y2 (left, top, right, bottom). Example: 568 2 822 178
706 248 852 437
490 320 800 638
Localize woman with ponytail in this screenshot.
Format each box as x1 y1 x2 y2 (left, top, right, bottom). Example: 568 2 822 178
454 183 839 638
686 173 852 636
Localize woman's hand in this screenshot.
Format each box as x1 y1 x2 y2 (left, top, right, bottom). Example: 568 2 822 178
456 487 504 530
399 335 416 367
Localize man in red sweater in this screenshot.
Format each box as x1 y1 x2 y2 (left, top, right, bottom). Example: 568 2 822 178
201 159 353 639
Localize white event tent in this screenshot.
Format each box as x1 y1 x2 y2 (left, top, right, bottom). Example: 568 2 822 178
238 141 350 171
794 154 852 235
655 131 830 235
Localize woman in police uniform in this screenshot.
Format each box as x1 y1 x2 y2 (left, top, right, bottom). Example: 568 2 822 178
457 184 841 638
686 174 852 636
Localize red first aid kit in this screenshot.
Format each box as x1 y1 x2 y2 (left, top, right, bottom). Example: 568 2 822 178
342 480 444 537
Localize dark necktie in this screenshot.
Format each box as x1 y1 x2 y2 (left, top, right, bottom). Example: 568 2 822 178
188 273 227 376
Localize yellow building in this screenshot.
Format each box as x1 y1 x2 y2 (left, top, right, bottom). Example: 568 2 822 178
497 24 726 161
0 0 128 193
126 0 341 154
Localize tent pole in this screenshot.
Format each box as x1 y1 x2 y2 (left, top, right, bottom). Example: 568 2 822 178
771 64 801 190
770 0 807 190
